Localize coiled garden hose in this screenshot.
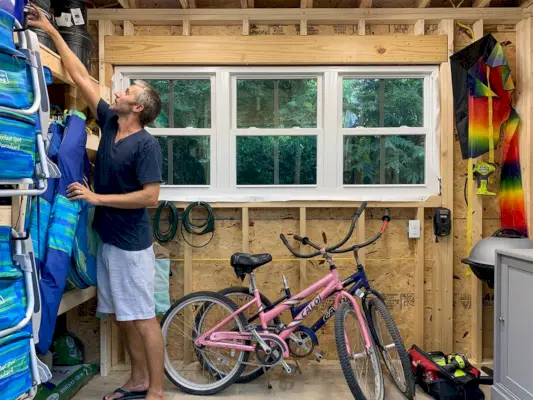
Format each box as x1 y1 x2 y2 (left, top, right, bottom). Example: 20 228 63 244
181 201 215 248
153 201 179 243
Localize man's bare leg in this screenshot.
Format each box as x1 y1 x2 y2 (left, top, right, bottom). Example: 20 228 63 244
105 317 150 400
134 317 165 400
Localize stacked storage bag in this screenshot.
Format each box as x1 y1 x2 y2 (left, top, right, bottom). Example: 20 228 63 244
0 8 37 181
0 6 43 400
0 227 34 400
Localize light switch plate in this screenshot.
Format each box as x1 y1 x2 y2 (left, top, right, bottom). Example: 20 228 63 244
409 220 421 239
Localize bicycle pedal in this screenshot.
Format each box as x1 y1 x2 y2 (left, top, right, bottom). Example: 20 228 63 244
280 359 295 374
314 351 323 362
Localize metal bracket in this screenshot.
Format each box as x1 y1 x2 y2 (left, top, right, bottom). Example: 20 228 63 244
14 254 32 272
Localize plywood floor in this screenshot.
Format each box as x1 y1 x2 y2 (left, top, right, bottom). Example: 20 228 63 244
74 363 492 399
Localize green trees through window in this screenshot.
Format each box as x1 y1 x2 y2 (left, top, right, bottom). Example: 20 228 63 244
140 75 426 187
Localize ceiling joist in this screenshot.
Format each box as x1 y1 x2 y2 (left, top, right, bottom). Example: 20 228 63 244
416 0 431 7
88 7 527 25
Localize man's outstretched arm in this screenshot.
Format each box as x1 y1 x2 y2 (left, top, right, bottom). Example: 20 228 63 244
27 5 100 116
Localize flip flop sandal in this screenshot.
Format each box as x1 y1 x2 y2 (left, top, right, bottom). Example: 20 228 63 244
103 388 148 400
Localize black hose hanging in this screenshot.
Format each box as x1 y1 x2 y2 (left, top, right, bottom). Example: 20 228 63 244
181 202 215 249
153 201 179 243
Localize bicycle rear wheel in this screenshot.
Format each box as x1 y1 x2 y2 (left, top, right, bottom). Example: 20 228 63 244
161 291 250 396
334 301 384 400
367 296 415 399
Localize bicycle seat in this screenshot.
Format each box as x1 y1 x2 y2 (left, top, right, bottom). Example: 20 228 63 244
230 253 272 281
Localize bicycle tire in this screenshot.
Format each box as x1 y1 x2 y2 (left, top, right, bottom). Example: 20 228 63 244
334 301 384 400
161 291 250 396
218 286 281 383
367 296 415 399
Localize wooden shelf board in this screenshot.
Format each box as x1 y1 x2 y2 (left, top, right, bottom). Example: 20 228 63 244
40 44 100 92
150 195 442 209
58 287 96 316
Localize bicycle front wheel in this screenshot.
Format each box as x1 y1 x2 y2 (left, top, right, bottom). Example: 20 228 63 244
367 296 415 399
334 301 384 400
161 291 250 396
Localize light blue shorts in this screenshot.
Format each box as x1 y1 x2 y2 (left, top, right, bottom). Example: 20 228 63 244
96 242 156 322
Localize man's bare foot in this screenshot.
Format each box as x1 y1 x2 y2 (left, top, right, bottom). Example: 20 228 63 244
145 389 164 400
104 379 149 400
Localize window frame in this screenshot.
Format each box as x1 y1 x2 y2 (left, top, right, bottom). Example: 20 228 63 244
114 65 440 202
338 72 433 188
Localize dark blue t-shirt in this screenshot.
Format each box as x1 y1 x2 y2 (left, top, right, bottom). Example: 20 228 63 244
93 99 162 251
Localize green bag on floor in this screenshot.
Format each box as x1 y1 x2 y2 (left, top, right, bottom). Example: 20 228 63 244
153 242 170 316
35 364 98 400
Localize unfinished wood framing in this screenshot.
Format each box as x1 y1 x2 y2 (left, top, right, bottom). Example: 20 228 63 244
104 35 447 65
123 20 135 36
415 208 425 347
356 210 366 264
358 19 366 35
183 20 191 35
414 19 425 35
300 207 307 291
242 207 249 253
517 18 533 249
416 0 431 7
473 0 491 7
88 8 526 25
92 9 526 369
469 18 485 365
99 20 115 103
435 19 454 354
151 198 442 210
300 19 308 35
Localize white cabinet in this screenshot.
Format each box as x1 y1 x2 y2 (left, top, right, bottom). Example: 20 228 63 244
492 249 533 400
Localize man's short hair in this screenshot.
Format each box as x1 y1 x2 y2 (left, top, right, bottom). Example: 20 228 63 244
134 80 162 126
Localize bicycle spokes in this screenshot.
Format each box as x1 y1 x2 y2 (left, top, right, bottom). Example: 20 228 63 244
162 296 247 392
342 307 383 399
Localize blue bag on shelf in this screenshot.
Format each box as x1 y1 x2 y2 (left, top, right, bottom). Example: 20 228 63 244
0 109 36 180
0 330 33 400
0 0 28 25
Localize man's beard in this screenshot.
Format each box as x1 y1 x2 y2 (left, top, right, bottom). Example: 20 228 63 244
111 102 133 116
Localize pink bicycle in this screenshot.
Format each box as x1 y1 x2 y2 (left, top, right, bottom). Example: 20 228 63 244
161 202 385 399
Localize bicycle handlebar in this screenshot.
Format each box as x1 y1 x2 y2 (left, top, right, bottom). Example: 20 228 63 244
280 202 390 259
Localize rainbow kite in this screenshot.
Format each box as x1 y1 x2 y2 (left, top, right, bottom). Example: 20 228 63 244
451 34 528 237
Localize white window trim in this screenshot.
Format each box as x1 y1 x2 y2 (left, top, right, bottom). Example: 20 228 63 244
114 65 440 203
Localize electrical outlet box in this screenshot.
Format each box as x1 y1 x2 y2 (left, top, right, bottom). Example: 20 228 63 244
409 220 421 239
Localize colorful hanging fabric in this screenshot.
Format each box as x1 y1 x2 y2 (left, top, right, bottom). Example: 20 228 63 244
450 34 528 237
499 110 528 235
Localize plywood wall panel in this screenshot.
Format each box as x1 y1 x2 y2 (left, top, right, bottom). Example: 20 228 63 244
84 20 516 363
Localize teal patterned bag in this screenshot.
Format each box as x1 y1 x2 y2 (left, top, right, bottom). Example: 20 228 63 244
0 331 32 400
0 110 36 180
0 226 21 279
0 44 33 110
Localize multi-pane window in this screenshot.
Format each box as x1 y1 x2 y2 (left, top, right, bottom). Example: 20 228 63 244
341 78 426 186
117 67 438 202
233 77 320 186
142 78 213 186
